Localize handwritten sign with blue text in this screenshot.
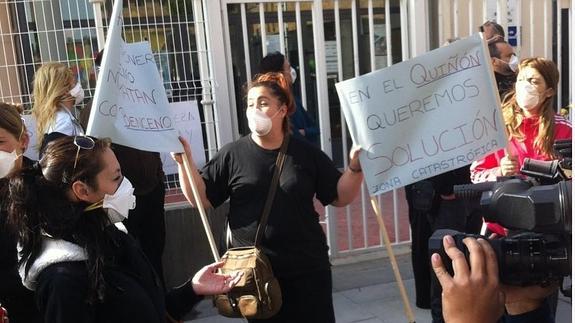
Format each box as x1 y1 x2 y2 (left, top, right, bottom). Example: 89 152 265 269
335 34 507 196
86 0 181 152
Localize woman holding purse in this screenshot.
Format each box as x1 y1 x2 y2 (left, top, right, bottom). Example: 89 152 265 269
173 72 363 322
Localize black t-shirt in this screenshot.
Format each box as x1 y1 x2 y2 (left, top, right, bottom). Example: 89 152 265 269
201 135 342 277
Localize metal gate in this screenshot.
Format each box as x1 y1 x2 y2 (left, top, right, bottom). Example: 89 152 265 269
205 0 415 261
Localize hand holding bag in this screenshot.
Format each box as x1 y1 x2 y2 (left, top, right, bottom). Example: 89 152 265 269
214 137 289 319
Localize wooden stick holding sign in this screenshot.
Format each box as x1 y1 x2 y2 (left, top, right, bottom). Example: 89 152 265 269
370 197 416 323
182 149 220 262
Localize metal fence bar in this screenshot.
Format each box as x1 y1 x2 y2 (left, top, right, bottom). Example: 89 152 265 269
194 0 218 157
400 0 409 61
259 3 267 56
544 0 552 59
385 0 392 66
453 0 459 38
211 0 238 143
368 0 375 72
277 2 285 54
0 4 13 101
529 0 535 56
468 0 474 36
497 0 508 36
333 0 349 254
351 0 360 77
295 1 307 109
241 4 253 82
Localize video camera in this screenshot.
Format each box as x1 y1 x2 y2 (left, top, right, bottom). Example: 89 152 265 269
429 139 572 287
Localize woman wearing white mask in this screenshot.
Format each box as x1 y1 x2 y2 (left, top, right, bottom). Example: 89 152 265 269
8 136 241 323
0 102 42 323
173 72 363 322
32 62 85 155
471 57 571 185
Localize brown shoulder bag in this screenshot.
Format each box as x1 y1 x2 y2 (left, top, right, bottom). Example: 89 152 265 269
213 137 289 319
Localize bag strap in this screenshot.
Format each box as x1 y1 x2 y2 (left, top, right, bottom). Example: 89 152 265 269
254 135 290 246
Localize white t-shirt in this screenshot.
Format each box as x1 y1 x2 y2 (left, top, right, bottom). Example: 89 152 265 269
47 108 84 136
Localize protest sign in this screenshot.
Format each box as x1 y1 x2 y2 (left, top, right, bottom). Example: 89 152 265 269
336 33 507 196
86 0 181 152
160 101 206 175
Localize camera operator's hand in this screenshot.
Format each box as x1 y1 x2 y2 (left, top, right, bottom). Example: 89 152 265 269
502 283 558 315
500 154 519 176
431 235 505 323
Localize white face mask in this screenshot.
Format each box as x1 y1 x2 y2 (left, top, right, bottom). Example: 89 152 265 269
290 67 297 84
507 55 519 73
246 108 281 137
69 82 85 105
0 149 18 178
515 80 541 111
103 177 136 223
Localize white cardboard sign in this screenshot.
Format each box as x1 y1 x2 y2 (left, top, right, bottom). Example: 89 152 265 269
336 34 507 196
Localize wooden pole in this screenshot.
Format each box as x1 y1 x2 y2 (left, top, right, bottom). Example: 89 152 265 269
182 150 220 262
370 196 416 323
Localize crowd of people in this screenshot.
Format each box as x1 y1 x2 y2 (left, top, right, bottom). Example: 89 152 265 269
0 20 571 323
408 21 571 323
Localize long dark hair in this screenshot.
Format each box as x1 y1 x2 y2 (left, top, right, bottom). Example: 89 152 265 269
9 136 114 303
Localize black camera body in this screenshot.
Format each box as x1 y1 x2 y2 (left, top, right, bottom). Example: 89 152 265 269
429 140 572 286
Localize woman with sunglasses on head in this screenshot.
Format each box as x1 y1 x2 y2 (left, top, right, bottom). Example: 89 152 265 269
173 72 363 322
0 102 42 323
32 62 85 154
8 136 241 323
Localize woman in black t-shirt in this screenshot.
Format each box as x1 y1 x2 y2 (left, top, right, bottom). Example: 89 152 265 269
174 72 364 322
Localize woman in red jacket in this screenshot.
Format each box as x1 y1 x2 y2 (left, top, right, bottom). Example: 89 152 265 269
470 57 571 236
471 57 571 182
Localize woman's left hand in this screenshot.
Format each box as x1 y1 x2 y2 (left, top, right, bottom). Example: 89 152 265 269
348 145 362 172
191 261 243 295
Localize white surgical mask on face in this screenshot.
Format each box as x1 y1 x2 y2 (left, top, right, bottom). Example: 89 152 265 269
69 82 85 105
0 149 18 178
515 80 541 111
246 107 281 137
103 177 136 223
507 55 519 73
290 67 297 84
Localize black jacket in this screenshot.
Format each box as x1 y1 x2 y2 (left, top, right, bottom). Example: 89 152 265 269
0 157 42 323
32 227 201 323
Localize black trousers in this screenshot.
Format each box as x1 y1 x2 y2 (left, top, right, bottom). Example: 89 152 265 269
249 269 335 323
123 180 166 287
405 184 434 309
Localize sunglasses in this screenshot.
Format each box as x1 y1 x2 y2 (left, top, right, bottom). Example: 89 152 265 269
72 136 95 175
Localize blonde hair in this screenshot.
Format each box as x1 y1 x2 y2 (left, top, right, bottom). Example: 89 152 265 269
32 62 75 138
501 57 559 158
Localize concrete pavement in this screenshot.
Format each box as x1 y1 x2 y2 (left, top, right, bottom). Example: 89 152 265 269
185 252 572 322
